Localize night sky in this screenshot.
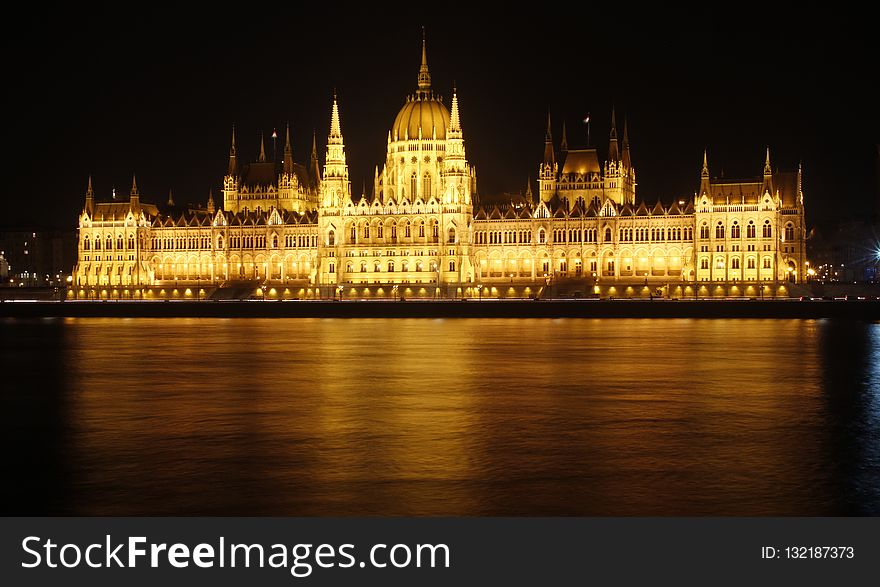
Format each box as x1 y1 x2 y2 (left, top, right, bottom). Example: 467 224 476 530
6 3 877 232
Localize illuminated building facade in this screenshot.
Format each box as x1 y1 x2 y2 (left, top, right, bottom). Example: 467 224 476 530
72 38 806 299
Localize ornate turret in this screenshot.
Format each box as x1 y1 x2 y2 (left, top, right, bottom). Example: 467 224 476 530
321 93 350 207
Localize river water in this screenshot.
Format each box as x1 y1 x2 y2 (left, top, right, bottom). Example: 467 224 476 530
3 317 878 515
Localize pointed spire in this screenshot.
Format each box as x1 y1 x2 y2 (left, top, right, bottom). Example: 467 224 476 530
283 122 294 174
329 93 343 142
258 133 267 162
130 173 139 196
417 27 431 94
608 106 619 161
700 149 711 196
526 176 533 200
543 108 555 168
309 129 321 186
227 124 238 176
622 117 632 169
84 175 94 215
764 146 772 175
449 84 461 133
701 149 709 178
560 121 568 152
130 173 140 210
167 188 175 206
207 188 215 214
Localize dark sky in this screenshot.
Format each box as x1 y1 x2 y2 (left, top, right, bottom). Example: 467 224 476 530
6 3 878 232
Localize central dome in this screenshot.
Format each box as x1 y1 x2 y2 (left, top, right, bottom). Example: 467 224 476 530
392 95 450 141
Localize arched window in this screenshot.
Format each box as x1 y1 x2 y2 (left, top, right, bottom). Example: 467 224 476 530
432 222 438 238
449 260 455 271
377 224 384 239
731 222 740 239
388 261 395 272
539 229 546 244
448 227 456 243
328 230 335 246
747 221 756 238
410 173 418 198
604 227 612 242
83 236 90 250
416 260 423 272
364 225 370 239
423 173 431 198
402 260 409 272
360 262 367 272
374 262 380 272
391 223 397 239
272 235 278 248
715 222 725 239
731 258 740 269
763 220 772 238
419 223 425 238
346 262 353 273
747 257 755 269
350 226 356 241
405 222 411 238
763 257 771 269
217 236 224 249
784 224 795 242
700 224 709 239
700 258 709 269
106 237 113 250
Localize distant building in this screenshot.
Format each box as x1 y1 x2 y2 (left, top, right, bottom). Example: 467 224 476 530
71 36 807 300
0 229 76 286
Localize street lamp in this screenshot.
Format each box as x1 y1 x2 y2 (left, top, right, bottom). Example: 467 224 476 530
336 284 344 301
476 283 483 302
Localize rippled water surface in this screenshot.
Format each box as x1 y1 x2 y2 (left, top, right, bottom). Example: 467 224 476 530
3 318 879 515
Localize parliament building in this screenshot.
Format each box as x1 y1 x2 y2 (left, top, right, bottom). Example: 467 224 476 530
72 38 807 300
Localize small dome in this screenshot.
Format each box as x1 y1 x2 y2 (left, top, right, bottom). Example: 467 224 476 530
392 95 450 141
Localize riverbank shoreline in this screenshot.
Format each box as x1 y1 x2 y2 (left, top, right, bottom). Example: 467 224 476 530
1 299 878 319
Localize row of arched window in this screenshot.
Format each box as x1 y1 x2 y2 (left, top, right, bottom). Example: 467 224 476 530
82 235 135 251
619 227 693 242
699 257 773 270
698 219 787 240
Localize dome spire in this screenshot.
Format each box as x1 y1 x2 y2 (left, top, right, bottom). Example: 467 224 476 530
417 27 431 94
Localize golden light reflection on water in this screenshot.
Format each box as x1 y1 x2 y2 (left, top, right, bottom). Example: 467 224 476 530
8 318 877 514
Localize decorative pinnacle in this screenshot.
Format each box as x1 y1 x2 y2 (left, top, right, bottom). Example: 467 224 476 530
284 122 292 152
417 28 431 93
259 133 267 162
86 175 94 197
450 86 461 132
545 108 552 141
701 149 709 177
130 173 139 196
329 93 343 142
764 146 772 174
230 124 237 155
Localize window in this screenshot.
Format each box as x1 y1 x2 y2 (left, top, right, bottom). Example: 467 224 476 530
715 222 725 239
350 226 356 241
374 262 380 272
329 262 335 273
405 223 411 238
392 224 397 239
83 236 90 250
731 222 740 239
700 224 709 239
784 224 795 242
539 229 546 244
272 235 278 248
700 258 708 270
346 263 353 273
432 223 438 238
360 262 367 272
410 173 417 198
364 225 370 238
448 227 456 243
217 236 224 249
106 237 113 250
416 261 423 272
763 257 771 269
419 223 425 238
388 261 395 272
423 173 431 198
763 220 772 238
378 225 383 238
731 258 740 269
747 257 755 269
328 231 335 246
747 221 756 238
449 260 455 271
604 227 612 241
